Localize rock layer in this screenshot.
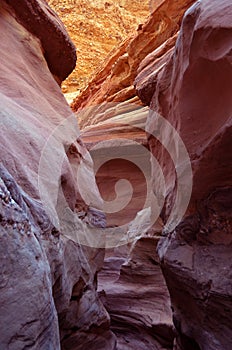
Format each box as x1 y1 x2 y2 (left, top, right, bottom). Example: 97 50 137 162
2 0 231 349
71 0 195 116
98 235 174 350
70 0 196 238
48 0 150 93
79 99 149 229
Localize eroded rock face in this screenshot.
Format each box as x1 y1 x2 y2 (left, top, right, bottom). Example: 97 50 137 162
79 99 149 229
0 166 60 349
160 189 232 350
71 0 195 117
6 0 77 83
48 0 150 94
98 235 174 350
144 1 232 349
70 0 196 239
0 2 115 349
135 33 177 106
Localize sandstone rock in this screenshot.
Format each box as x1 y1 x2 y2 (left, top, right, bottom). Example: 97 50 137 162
6 0 77 83
159 189 232 350
70 0 196 236
144 0 232 348
67 4 197 348
0 166 60 349
0 2 115 349
71 0 195 113
76 90 174 347
48 0 149 93
135 33 177 106
79 99 150 229
149 0 166 13
98 235 175 350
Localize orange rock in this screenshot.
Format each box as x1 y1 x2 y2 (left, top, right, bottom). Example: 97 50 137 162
48 0 150 93
71 0 195 114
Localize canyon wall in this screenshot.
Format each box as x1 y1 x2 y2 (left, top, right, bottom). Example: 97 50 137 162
71 0 195 125
142 1 232 349
48 0 150 94
0 1 115 349
1 0 231 349
69 1 194 349
71 0 196 236
98 236 175 350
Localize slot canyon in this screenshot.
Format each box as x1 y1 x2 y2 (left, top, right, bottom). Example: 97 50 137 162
0 1 231 350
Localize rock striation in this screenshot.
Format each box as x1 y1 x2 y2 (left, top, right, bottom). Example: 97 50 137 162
0 1 115 349
1 0 231 349
48 0 150 94
71 0 195 117
79 100 149 229
98 235 175 350
70 0 196 241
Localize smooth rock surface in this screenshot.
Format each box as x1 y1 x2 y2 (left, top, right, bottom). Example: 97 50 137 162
76 99 150 231
135 33 177 106
0 2 115 349
98 235 175 350
6 0 77 83
144 1 232 349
